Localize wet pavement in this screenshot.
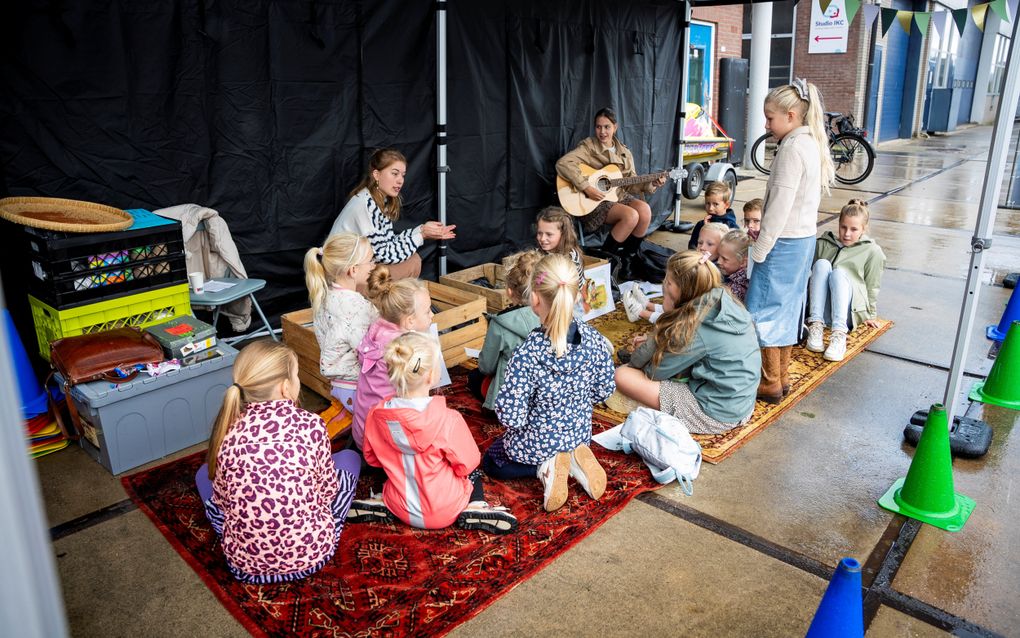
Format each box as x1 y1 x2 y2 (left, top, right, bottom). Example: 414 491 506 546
35 125 1020 636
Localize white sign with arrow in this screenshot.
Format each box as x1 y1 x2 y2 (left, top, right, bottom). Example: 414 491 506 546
809 0 849 54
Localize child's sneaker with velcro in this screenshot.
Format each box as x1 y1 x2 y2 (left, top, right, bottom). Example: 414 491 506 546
456 502 518 534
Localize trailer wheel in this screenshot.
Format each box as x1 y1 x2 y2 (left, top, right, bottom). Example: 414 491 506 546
681 162 705 199
722 168 737 200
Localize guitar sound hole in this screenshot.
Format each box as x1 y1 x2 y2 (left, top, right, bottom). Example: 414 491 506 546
596 177 612 192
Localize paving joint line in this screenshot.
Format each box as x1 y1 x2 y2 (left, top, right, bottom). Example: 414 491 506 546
864 157 971 206
864 348 988 378
50 498 137 542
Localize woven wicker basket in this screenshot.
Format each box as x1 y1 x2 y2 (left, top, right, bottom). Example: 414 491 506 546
0 196 133 233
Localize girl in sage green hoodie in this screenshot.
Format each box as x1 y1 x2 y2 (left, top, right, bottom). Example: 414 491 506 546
615 250 761 435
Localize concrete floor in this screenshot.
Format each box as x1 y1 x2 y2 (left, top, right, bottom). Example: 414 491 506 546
35 126 1020 637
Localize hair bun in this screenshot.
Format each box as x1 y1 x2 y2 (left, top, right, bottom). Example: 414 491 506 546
848 198 868 207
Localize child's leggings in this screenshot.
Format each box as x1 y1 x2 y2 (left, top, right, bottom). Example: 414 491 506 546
808 259 852 333
196 450 362 531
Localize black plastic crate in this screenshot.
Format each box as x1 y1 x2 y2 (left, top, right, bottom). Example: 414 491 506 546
27 252 188 309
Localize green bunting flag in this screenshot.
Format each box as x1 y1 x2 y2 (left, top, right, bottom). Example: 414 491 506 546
881 7 898 35
913 11 931 35
988 0 1010 23
844 0 861 25
952 7 969 35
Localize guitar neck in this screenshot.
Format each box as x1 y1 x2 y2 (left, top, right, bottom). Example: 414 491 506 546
609 171 667 188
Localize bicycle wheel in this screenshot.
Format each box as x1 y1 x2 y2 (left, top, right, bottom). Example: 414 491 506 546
749 133 779 175
830 133 875 185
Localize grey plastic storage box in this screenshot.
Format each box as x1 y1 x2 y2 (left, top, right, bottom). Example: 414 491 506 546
59 343 238 474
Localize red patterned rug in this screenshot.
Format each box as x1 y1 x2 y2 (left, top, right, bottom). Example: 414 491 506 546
122 369 659 637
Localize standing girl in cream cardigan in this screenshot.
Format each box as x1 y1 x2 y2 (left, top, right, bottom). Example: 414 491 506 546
745 79 834 403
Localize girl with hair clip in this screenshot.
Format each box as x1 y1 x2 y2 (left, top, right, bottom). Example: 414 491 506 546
483 253 616 513
615 251 760 435
304 232 378 416
353 266 434 449
470 250 543 411
347 332 518 534
329 148 456 280
535 207 586 285
716 229 753 302
556 107 666 279
195 340 360 584
745 79 835 404
806 199 885 362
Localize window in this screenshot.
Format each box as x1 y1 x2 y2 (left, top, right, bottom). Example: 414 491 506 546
988 34 1008 95
742 2 797 88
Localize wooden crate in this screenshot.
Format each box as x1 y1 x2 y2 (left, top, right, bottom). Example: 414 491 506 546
427 281 488 368
281 308 333 401
281 282 488 399
499 253 609 272
439 263 511 313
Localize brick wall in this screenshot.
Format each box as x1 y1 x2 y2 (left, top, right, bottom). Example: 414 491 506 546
791 5 869 122
692 6 744 120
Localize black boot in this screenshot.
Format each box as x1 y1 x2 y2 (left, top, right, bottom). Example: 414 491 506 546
622 235 646 282
601 235 630 282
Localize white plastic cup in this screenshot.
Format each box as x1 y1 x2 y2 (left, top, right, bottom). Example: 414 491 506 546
188 271 205 294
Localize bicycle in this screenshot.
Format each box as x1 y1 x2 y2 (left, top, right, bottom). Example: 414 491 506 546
749 112 876 185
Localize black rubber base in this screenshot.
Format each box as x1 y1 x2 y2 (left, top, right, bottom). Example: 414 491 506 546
1003 272 1018 289
659 220 695 233
905 410 993 458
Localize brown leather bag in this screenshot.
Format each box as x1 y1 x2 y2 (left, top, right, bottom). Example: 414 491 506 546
47 327 165 440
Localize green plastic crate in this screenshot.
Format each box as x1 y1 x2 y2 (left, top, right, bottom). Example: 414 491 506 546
29 283 192 360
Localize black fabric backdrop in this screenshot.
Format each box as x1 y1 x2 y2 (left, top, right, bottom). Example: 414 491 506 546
1 0 686 329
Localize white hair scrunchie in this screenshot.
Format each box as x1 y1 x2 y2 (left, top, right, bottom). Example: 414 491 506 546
792 78 810 102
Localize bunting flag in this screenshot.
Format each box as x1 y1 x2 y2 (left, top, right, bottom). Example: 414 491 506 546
953 7 969 36
844 0 861 25
881 8 898 36
897 10 914 34
972 3 989 31
819 0 833 14
932 8 948 38
862 4 881 28
914 11 931 35
988 0 1010 23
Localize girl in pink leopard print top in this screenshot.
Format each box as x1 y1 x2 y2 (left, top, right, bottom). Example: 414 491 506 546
195 341 361 583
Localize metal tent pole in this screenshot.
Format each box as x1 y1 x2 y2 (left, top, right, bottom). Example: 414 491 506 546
672 0 692 226
942 12 1020 426
436 0 450 276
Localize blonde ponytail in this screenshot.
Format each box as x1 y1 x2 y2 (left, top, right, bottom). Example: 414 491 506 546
531 253 579 357
384 331 442 397
765 81 835 196
206 340 299 480
304 232 372 314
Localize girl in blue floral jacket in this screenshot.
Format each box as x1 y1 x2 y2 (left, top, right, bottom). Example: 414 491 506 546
482 254 616 512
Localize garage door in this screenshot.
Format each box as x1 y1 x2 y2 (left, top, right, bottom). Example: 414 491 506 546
878 0 911 141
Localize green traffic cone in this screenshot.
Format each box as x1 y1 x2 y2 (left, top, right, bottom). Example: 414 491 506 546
879 404 975 532
970 320 1020 410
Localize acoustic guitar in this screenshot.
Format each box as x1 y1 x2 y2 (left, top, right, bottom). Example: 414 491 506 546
556 164 684 217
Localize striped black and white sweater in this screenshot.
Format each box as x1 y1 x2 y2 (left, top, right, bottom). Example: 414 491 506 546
328 188 423 264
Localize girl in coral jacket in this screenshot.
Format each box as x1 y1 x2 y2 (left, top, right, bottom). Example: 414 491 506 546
348 331 518 534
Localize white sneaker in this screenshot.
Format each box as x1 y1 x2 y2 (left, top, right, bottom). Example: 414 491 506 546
823 330 847 362
631 286 650 309
569 444 606 500
537 452 571 512
806 322 825 353
623 289 644 323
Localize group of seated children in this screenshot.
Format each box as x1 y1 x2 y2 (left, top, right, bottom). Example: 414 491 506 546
197 184 883 584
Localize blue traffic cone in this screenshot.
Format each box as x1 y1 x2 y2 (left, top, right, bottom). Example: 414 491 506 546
987 285 1020 341
805 557 864 638
3 308 48 419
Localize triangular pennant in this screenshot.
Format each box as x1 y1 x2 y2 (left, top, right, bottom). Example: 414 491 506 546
953 7 969 35
914 11 931 34
897 10 914 34
845 0 861 24
863 4 881 28
989 0 1010 23
972 3 989 31
819 0 833 14
932 10 948 38
881 7 898 35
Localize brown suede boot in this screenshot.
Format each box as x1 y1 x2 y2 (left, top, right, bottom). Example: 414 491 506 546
757 347 783 404
779 346 792 397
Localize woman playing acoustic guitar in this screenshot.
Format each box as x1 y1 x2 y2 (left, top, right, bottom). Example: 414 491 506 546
555 107 666 280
